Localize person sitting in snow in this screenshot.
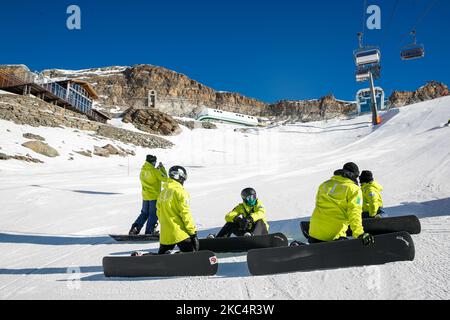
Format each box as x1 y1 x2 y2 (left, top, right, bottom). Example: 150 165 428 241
359 170 384 219
128 155 167 236
211 188 269 238
308 162 374 246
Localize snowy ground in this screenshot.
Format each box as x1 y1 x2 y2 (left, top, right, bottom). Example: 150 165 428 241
0 97 449 300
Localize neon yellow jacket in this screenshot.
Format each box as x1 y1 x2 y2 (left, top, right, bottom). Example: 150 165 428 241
361 180 384 217
309 175 364 241
156 179 197 245
140 162 167 201
225 200 270 231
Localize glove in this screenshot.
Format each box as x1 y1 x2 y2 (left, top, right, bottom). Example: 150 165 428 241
190 233 200 251
244 216 254 230
374 214 382 220
359 233 375 246
157 162 164 169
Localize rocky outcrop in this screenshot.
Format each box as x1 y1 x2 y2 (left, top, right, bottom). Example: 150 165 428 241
122 107 181 135
176 119 217 130
74 150 92 158
42 65 268 117
41 65 359 122
0 95 173 149
21 141 59 157
23 133 45 141
0 152 44 163
389 81 449 108
263 94 357 123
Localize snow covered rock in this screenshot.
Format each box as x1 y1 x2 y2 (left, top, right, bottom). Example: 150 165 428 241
21 141 59 158
389 81 449 108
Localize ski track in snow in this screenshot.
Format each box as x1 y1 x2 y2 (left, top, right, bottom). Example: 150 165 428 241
0 97 449 299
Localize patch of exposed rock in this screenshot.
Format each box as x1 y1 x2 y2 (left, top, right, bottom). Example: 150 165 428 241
0 152 44 163
389 81 449 108
122 107 181 135
23 133 45 141
22 141 59 158
0 95 173 149
176 119 217 130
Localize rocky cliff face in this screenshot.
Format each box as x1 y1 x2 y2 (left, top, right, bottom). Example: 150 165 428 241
389 81 449 108
42 65 267 118
41 64 359 122
262 95 357 122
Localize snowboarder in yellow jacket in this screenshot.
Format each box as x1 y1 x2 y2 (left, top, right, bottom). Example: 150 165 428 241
129 155 167 236
213 188 269 238
359 170 384 219
156 166 199 254
309 163 374 246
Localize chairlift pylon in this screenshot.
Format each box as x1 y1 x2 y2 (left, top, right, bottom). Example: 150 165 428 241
401 30 425 60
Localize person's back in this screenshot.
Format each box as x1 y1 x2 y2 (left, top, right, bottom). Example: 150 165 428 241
309 164 364 242
140 161 167 201
157 177 196 246
360 171 384 218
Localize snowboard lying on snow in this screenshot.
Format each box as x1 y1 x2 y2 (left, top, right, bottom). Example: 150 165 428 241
247 231 415 276
300 215 421 239
103 250 218 277
109 234 159 242
199 233 288 253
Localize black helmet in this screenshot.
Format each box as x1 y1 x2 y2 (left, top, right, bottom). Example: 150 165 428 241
241 188 257 206
343 162 360 177
169 166 188 184
146 155 157 164
359 170 374 184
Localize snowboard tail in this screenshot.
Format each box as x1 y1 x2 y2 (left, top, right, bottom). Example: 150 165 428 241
109 234 159 242
247 231 415 276
103 250 218 277
300 215 421 239
199 233 288 253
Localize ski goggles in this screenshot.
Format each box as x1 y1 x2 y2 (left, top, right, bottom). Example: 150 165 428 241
243 194 257 205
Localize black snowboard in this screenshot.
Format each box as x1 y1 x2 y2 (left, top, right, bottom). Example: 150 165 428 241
199 233 288 253
247 231 415 276
103 250 218 277
109 234 159 242
300 215 421 239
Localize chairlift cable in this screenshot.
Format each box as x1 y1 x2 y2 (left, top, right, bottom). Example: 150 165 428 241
399 0 440 46
380 0 401 47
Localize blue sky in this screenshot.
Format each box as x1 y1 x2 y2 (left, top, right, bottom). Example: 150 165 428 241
1 0 449 102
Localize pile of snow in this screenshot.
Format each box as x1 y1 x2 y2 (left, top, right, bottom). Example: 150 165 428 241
0 97 449 299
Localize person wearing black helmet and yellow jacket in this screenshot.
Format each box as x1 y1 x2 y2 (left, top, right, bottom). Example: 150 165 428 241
211 188 269 238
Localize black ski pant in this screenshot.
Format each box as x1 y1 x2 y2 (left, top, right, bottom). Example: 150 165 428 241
158 238 195 255
216 219 268 238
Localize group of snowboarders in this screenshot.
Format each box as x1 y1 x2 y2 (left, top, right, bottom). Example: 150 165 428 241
128 155 384 255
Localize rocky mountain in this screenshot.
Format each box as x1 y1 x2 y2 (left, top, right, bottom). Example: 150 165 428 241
41 64 358 121
389 81 449 108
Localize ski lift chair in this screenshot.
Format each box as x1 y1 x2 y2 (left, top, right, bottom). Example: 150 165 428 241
401 45 425 60
401 30 425 61
354 48 381 66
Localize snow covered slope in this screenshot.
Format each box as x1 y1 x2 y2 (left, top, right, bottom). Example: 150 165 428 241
0 97 449 300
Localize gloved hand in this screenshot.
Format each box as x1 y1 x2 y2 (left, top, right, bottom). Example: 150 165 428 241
359 233 375 246
374 214 383 220
244 216 254 230
190 233 200 251
157 162 164 169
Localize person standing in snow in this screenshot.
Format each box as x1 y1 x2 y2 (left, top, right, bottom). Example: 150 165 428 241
155 166 199 254
308 162 374 246
212 188 269 238
129 155 167 236
359 170 384 219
